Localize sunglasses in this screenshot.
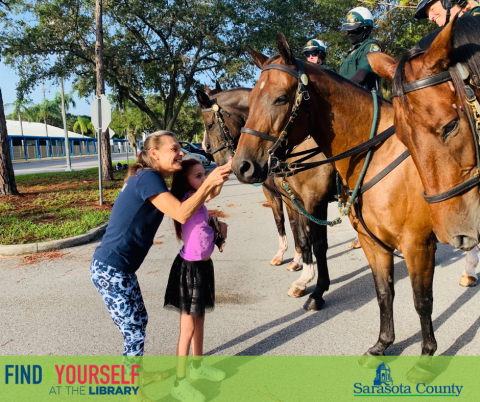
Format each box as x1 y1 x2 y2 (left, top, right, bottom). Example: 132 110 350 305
305 51 319 57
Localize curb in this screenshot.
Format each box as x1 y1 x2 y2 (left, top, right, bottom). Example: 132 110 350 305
0 223 108 257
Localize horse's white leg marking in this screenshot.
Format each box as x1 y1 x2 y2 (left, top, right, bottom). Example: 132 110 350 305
288 263 315 297
460 248 479 287
270 235 288 265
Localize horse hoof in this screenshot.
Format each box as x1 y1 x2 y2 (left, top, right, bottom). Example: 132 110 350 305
348 239 362 249
358 353 384 369
287 262 302 271
406 363 436 384
303 297 325 311
269 258 283 266
459 275 477 287
287 286 305 298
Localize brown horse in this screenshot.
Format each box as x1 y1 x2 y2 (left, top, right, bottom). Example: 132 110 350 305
196 84 337 311
366 16 480 252
233 32 438 380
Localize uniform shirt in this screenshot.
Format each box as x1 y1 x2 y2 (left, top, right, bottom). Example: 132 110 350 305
179 191 215 261
464 6 480 17
93 169 168 273
339 38 382 90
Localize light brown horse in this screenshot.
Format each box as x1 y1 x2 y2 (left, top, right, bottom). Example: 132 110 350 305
366 16 480 252
233 32 438 381
196 85 337 310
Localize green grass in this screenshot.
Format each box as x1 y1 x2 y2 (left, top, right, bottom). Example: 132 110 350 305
0 164 130 245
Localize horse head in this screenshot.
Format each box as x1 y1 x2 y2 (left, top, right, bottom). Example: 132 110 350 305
196 83 250 166
368 15 480 249
232 32 312 184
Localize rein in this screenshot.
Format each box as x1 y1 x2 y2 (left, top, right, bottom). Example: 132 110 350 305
392 64 480 203
201 98 243 154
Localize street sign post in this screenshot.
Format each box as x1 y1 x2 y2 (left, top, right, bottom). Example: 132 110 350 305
91 95 111 206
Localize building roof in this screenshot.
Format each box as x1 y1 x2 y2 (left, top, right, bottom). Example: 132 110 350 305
6 119 116 139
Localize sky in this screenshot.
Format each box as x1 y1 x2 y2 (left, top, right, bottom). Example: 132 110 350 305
1 62 95 117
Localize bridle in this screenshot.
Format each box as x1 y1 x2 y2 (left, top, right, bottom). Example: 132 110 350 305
392 64 480 203
240 59 312 173
201 98 243 155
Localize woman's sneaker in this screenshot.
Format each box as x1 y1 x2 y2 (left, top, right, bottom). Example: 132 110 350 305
171 378 206 402
190 361 226 382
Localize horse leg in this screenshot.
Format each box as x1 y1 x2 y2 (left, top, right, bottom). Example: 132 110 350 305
403 239 437 383
287 215 314 298
357 234 395 368
303 202 329 311
285 204 303 271
459 248 478 287
262 186 288 266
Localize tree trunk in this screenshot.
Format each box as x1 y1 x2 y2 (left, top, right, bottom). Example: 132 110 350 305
95 0 113 181
18 112 24 137
0 88 19 196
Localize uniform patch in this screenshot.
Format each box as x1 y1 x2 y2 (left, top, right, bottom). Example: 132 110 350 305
370 44 381 52
473 11 480 16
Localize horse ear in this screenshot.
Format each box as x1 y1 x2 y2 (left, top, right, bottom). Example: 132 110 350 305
276 31 295 66
246 44 269 69
367 53 397 83
422 13 458 72
204 85 212 96
215 81 222 93
196 90 211 109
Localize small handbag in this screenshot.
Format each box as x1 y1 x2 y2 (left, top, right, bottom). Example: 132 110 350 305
209 216 226 252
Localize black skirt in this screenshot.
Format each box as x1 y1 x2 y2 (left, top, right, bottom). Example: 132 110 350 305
164 254 215 317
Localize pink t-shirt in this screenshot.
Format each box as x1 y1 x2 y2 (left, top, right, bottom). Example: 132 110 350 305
179 191 215 261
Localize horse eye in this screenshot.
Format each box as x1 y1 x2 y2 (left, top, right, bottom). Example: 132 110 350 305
274 95 288 105
442 119 459 142
207 123 215 131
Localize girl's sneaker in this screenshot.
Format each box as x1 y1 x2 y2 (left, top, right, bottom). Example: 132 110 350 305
190 361 226 382
171 378 206 402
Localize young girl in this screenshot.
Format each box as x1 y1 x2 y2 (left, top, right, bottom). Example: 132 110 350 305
165 159 227 402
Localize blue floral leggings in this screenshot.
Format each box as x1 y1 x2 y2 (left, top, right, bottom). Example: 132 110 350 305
90 259 148 359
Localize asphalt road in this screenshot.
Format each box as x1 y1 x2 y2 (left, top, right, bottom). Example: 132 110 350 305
1 174 479 358
12 154 132 175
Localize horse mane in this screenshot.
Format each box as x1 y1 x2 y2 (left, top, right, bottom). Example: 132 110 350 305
393 16 480 109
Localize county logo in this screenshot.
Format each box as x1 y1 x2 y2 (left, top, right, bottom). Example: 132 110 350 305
353 362 464 397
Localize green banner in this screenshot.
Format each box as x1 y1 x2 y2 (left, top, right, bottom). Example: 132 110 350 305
0 356 476 401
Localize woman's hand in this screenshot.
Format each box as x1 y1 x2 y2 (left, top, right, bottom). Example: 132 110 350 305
204 158 232 187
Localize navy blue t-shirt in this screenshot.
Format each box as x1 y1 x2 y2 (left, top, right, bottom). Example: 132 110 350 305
93 169 169 273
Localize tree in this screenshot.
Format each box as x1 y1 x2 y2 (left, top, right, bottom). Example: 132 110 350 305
5 97 33 137
0 87 18 196
26 98 62 137
73 116 93 137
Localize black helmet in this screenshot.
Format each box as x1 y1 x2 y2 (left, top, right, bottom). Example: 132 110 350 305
415 0 467 22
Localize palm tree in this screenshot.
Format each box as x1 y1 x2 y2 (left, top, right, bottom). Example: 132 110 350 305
53 91 76 112
33 98 62 137
5 97 33 137
73 116 93 137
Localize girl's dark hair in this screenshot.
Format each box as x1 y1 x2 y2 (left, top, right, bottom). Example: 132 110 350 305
124 130 175 183
170 159 203 241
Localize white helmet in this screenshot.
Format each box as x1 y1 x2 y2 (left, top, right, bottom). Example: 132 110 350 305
341 7 374 31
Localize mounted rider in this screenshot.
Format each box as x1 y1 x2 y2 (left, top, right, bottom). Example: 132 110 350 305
303 39 335 71
339 7 382 91
415 0 480 26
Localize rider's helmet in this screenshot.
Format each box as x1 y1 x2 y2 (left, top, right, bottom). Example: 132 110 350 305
302 39 327 61
415 0 468 23
341 7 374 31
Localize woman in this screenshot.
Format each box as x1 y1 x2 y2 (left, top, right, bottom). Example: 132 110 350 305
90 131 231 402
